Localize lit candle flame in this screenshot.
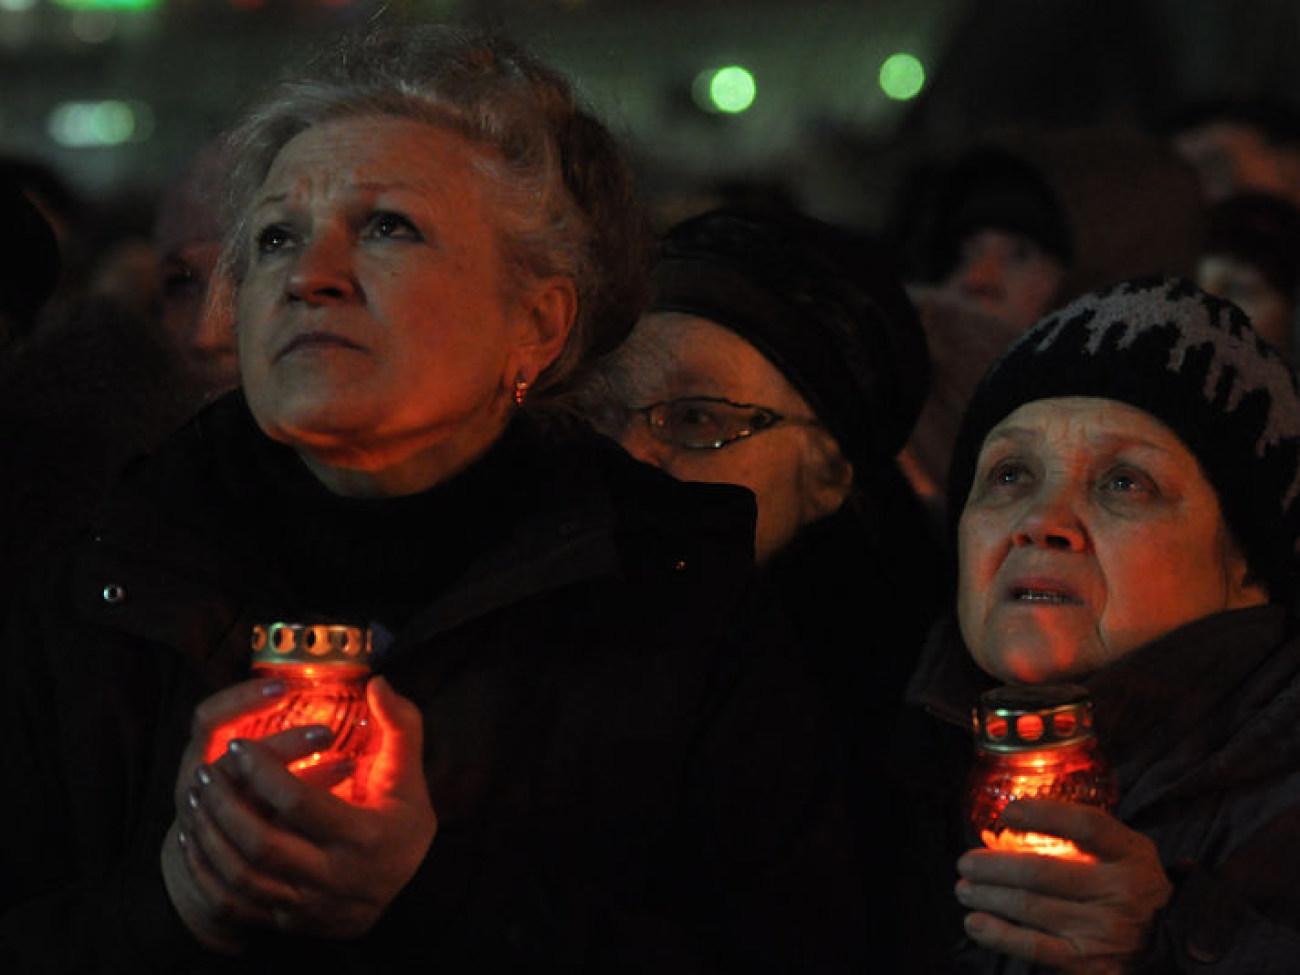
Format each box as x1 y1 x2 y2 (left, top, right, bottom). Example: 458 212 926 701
980 828 1095 862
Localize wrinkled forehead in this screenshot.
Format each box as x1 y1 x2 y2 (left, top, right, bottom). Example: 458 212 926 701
982 396 1195 463
256 115 481 203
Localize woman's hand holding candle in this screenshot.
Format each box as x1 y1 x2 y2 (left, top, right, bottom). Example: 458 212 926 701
162 676 436 952
954 799 1173 974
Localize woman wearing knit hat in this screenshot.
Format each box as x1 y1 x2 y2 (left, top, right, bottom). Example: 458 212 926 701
585 205 945 848
897 275 1300 972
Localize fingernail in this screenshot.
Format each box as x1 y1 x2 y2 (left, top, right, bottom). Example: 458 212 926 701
227 738 247 755
186 787 201 811
177 829 189 849
195 765 213 788
262 680 286 698
303 726 333 745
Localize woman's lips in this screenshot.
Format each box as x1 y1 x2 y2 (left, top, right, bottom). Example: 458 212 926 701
275 331 364 361
1006 578 1083 605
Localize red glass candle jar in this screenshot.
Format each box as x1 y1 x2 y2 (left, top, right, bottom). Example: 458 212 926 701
964 684 1117 861
210 621 375 802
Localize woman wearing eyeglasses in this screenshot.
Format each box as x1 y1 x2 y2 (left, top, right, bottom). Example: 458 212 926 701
587 207 946 874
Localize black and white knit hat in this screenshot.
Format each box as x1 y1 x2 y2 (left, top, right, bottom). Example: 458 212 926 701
948 275 1300 600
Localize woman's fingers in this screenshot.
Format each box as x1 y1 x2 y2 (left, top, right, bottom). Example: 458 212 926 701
215 733 359 844
363 676 430 800
189 678 288 762
189 753 327 888
962 908 1101 972
1000 799 1130 863
956 801 1172 972
183 793 302 912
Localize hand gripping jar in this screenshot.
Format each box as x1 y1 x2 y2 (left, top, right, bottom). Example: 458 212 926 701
964 683 1118 861
214 621 375 802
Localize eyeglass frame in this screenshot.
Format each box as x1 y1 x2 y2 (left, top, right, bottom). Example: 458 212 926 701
627 395 823 450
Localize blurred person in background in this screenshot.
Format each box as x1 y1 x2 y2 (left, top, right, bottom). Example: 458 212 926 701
151 137 241 403
0 24 873 973
906 127 1204 334
0 170 195 623
0 172 61 346
1197 191 1300 360
1170 95 1300 209
585 206 945 828
895 126 1205 517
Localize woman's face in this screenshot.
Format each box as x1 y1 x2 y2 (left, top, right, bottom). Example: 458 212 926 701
940 228 1066 333
612 312 850 564
957 396 1266 684
238 115 567 496
157 239 239 399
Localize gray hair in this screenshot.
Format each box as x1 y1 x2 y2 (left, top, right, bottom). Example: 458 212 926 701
218 23 650 404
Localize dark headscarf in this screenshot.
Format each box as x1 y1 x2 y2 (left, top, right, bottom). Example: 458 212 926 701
650 207 930 477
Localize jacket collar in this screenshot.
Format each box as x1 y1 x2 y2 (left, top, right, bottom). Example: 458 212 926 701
906 604 1300 811
73 393 632 686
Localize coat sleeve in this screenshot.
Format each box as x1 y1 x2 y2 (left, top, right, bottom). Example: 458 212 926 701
0 569 214 973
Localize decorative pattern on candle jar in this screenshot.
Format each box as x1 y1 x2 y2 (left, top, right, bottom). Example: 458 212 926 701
964 684 1117 861
209 621 375 802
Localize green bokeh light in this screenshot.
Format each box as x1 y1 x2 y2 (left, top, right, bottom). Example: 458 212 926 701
707 65 757 114
51 0 159 10
49 100 140 147
879 52 925 101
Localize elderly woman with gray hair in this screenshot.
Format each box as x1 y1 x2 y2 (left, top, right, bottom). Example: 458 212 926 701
898 276 1300 973
0 25 870 973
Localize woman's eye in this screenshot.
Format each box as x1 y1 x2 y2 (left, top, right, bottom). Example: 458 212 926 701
1009 240 1041 264
159 263 197 299
254 224 295 255
675 406 717 430
365 211 422 241
1103 468 1156 496
988 460 1029 487
967 457 1032 506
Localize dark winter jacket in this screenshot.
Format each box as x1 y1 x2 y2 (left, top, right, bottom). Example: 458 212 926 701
895 605 1300 973
764 469 945 802
0 392 871 974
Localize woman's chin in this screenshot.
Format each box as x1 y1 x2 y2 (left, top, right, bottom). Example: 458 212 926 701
974 624 1093 685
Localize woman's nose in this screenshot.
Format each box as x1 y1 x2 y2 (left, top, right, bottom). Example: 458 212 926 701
959 248 1006 299
1012 485 1086 552
286 230 358 304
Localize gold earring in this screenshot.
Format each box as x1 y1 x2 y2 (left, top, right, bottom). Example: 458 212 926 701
513 375 530 407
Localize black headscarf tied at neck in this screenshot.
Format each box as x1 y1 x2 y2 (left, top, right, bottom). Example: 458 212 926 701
649 206 930 478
